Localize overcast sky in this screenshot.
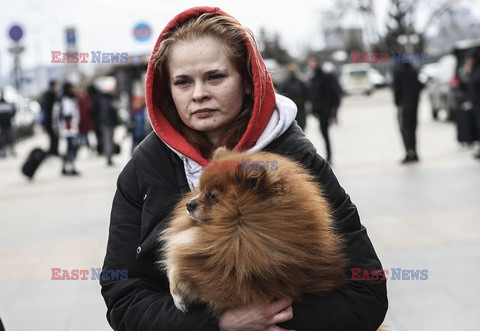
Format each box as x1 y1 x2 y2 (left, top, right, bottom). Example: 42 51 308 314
0 0 381 75
0 0 479 83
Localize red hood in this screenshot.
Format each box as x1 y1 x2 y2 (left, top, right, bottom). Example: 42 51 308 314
145 6 276 167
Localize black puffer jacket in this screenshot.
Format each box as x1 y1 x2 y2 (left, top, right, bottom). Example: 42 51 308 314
100 123 388 331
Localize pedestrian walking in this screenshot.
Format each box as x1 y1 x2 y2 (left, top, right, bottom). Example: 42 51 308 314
59 82 80 176
392 62 424 164
463 49 480 159
96 80 119 166
279 63 308 130
100 7 387 330
127 95 148 155
77 86 94 151
87 84 102 153
308 55 342 164
40 80 60 156
0 90 16 157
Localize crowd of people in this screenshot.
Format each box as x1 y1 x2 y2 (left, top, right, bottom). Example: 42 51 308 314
36 78 150 176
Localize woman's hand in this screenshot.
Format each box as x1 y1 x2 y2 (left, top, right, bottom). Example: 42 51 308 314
218 298 295 331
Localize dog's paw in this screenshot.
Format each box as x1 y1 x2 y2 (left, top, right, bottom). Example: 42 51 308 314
172 292 188 313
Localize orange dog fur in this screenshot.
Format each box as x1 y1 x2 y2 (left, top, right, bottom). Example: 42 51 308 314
159 148 347 315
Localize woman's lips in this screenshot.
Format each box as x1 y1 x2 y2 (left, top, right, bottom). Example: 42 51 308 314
192 108 215 118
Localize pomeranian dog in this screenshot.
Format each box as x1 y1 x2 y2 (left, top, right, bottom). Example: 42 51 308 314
159 147 347 315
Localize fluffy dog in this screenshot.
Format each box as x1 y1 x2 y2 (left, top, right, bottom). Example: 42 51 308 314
159 148 347 315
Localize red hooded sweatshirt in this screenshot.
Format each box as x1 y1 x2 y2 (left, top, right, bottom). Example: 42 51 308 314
145 6 277 167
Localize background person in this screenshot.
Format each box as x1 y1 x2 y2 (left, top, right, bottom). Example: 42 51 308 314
92 77 119 166
308 55 342 164
279 63 309 130
392 62 424 164
77 84 94 152
127 95 148 155
40 80 60 156
59 82 80 176
0 90 16 158
100 7 387 330
463 49 480 159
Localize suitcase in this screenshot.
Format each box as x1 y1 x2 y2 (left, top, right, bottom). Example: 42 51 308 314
21 147 47 179
455 101 478 143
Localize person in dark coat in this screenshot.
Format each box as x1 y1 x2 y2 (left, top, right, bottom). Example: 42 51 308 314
463 49 480 159
87 85 102 152
91 79 119 166
0 90 16 157
392 62 424 164
41 80 60 156
127 95 148 155
279 63 308 130
308 55 342 164
100 7 387 330
77 86 94 151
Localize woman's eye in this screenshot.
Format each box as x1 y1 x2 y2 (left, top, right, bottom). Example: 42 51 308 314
173 79 189 86
207 192 217 202
208 74 224 81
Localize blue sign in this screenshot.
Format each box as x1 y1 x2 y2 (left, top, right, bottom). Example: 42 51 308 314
133 22 152 42
66 27 76 46
8 25 23 42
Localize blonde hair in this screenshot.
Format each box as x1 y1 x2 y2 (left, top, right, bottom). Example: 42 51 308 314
153 13 259 158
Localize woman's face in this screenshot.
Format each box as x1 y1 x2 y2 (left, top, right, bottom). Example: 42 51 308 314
168 36 251 145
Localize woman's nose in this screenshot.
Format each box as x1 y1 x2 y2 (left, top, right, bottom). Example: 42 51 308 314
192 82 209 102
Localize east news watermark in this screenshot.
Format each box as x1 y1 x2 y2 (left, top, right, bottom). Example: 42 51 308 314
51 51 128 64
203 159 279 172
351 268 429 280
51 268 128 280
351 51 428 64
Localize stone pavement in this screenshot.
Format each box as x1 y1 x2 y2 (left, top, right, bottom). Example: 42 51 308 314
0 88 479 330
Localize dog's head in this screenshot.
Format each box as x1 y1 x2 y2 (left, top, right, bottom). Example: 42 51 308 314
185 148 285 223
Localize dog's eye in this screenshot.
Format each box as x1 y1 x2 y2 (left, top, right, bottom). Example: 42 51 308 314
207 191 217 202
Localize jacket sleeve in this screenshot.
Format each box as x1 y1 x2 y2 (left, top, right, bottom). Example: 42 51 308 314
278 151 388 331
100 159 219 331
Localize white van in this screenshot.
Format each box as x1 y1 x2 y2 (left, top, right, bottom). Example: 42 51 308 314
340 63 374 95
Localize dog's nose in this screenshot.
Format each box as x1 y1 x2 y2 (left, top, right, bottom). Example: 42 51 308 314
186 200 198 213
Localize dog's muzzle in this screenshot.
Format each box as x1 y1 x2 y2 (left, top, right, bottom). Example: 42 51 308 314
186 199 198 214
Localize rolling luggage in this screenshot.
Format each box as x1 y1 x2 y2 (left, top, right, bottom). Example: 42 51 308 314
21 147 47 180
456 101 478 144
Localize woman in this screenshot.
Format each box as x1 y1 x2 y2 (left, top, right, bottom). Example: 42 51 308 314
463 49 480 158
59 82 80 175
100 7 387 330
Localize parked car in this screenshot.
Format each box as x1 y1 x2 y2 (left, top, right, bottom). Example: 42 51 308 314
368 68 386 88
2 86 38 139
340 63 374 95
426 54 457 120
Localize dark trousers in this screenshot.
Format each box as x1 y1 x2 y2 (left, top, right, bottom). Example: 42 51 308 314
317 112 332 162
0 122 14 155
63 136 78 169
47 127 59 155
398 104 418 155
474 107 480 139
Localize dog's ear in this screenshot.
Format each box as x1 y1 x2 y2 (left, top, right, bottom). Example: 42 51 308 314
212 147 231 160
234 163 284 194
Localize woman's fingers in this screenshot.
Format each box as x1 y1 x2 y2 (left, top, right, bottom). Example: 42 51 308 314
270 303 293 325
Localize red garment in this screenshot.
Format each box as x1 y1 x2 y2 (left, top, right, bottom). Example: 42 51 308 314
145 6 276 167
78 92 94 133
